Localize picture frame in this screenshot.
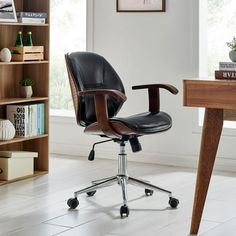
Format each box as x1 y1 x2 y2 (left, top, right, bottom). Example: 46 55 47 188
117 0 166 12
0 0 17 22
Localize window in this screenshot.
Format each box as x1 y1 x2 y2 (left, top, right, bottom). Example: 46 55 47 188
207 0 236 78
199 0 236 127
50 0 86 114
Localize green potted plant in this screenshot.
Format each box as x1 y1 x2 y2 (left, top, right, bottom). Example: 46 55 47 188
227 37 236 62
19 78 34 98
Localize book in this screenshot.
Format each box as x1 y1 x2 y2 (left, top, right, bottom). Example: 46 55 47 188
7 103 45 137
0 151 38 158
215 70 236 80
37 103 45 135
219 62 236 71
7 105 29 137
29 104 38 136
17 18 46 24
16 12 47 18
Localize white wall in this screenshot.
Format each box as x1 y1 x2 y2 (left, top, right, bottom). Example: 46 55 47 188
50 0 236 171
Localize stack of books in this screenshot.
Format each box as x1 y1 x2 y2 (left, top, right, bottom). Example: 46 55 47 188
6 103 45 137
215 62 236 80
17 12 47 24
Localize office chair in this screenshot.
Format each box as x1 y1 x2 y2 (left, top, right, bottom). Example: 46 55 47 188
65 52 179 217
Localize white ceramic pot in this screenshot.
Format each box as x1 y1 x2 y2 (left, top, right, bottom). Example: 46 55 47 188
229 50 236 62
0 119 16 141
0 48 12 62
21 86 33 98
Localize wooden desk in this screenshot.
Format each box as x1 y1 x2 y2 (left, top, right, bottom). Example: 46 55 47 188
183 79 236 235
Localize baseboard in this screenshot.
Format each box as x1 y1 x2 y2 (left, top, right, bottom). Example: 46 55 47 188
50 142 236 172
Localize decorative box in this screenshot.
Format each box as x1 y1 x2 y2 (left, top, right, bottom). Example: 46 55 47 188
10 46 44 61
0 151 38 180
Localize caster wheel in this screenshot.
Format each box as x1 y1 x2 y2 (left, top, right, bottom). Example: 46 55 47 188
120 205 130 218
87 190 96 196
169 197 179 208
67 198 79 209
145 189 154 196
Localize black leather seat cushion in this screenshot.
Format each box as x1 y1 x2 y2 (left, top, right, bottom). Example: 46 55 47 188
112 112 172 134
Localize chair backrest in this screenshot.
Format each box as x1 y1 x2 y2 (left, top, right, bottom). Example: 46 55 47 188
65 52 125 127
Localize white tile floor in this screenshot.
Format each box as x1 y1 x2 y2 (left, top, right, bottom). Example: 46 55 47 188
0 155 236 236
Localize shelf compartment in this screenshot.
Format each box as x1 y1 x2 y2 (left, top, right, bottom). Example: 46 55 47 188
0 134 48 146
0 170 48 186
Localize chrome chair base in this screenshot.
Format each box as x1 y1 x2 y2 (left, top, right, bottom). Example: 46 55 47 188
67 142 179 217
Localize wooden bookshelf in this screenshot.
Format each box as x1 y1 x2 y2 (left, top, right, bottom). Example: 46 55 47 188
0 0 50 184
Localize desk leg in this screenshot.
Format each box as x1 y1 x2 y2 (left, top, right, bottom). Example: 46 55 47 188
190 108 223 235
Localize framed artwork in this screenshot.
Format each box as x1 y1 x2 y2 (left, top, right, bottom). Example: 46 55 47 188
0 0 17 22
117 0 166 12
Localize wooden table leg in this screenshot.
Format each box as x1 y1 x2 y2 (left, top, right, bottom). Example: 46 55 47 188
190 108 223 235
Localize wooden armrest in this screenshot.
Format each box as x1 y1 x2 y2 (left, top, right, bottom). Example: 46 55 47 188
132 83 178 113
132 84 178 94
79 89 126 138
79 89 127 102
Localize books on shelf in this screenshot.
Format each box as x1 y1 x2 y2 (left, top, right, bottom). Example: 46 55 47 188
16 12 47 18
37 103 45 135
219 62 236 71
6 103 45 137
215 62 236 80
18 18 46 24
215 70 236 80
16 11 47 24
7 105 29 137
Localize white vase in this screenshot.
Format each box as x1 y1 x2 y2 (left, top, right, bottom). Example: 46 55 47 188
0 119 16 141
229 50 236 62
0 48 12 62
21 86 33 98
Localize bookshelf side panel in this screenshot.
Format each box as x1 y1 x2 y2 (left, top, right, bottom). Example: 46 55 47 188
23 137 49 171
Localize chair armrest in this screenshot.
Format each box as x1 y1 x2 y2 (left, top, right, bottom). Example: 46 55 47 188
132 84 178 94
79 89 127 138
132 84 178 113
79 89 127 102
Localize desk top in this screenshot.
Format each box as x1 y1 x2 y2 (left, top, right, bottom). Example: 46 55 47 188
183 79 236 109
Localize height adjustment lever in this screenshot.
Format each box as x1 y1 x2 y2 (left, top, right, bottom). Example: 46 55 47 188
88 139 113 161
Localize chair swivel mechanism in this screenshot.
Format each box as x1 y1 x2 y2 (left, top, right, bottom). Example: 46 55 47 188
65 52 179 217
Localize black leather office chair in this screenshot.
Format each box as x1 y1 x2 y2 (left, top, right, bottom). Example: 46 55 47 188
65 52 179 217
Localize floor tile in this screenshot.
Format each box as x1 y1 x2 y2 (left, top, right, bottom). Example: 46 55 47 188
4 223 68 236
201 217 236 236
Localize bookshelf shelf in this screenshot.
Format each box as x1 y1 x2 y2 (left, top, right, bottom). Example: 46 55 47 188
0 170 48 186
0 22 49 27
0 61 49 66
0 97 48 105
0 0 50 184
0 134 48 146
